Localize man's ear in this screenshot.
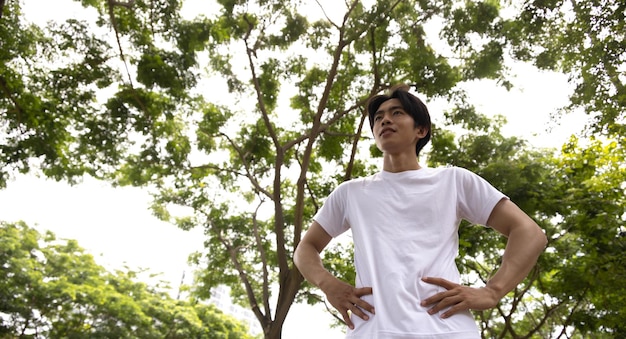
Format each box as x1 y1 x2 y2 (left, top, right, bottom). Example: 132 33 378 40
415 126 429 138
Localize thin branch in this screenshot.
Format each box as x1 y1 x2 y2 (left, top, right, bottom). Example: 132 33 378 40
191 163 273 199
243 14 280 150
303 291 345 326
293 147 320 222
283 97 367 151
343 0 404 47
290 3 369 289
252 199 272 318
106 0 151 118
212 221 267 326
521 299 566 339
219 132 274 199
509 266 540 316
495 303 510 339
314 0 340 29
322 130 359 137
556 287 590 339
176 271 185 300
241 14 290 283
370 26 381 91
343 110 367 182
107 0 134 87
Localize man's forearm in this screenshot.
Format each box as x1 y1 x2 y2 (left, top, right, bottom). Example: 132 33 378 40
294 242 336 289
486 221 547 299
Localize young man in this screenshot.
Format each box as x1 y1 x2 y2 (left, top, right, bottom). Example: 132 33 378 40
294 85 547 338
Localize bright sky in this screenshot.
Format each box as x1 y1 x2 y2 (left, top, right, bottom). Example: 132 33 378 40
4 1 589 338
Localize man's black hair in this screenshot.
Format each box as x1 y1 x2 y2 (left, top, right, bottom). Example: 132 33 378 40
367 84 432 157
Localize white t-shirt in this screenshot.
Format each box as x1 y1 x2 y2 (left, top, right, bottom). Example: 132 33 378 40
314 167 507 339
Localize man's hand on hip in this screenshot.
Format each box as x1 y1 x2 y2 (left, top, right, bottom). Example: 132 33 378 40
420 277 500 319
320 278 374 329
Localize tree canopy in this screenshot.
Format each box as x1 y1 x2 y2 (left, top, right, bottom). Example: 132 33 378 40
0 221 255 339
1 0 624 338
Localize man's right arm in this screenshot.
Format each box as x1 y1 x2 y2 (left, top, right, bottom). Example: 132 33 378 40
294 221 374 329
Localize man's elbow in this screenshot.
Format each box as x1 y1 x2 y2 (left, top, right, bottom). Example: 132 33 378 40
293 243 305 269
294 241 314 268
530 221 548 252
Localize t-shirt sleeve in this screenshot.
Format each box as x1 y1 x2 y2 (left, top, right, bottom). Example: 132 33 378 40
455 167 508 226
313 182 351 238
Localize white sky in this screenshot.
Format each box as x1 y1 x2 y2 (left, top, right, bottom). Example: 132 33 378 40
4 1 589 338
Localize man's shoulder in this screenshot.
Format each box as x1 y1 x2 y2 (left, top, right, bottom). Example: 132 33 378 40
430 165 476 176
345 172 380 183
333 173 380 192
419 165 462 176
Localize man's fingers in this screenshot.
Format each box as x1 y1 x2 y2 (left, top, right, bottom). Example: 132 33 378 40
325 282 374 328
341 311 354 330
341 303 370 329
421 289 455 306
441 303 466 319
422 276 457 290
353 287 375 314
355 286 373 297
426 295 464 315
350 303 371 321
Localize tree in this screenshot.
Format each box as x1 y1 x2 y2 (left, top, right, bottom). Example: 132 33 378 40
429 108 625 338
501 0 626 138
0 221 255 339
2 0 625 338
540 136 626 337
0 0 196 188
133 1 519 337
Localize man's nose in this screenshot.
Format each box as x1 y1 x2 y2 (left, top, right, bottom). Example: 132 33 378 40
381 113 392 125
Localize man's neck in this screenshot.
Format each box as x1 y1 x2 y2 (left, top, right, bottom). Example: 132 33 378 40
382 153 421 173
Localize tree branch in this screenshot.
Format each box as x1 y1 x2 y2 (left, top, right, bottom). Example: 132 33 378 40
107 0 134 87
520 299 565 339
241 14 291 283
220 131 273 199
243 15 280 150
212 221 268 326
556 287 590 338
343 109 367 182
290 1 354 253
314 0 340 29
304 291 345 325
106 0 153 121
294 148 321 214
191 162 272 199
252 200 272 318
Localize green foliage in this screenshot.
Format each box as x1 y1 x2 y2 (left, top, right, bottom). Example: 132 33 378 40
2 0 625 338
429 107 626 337
0 221 254 339
504 0 626 137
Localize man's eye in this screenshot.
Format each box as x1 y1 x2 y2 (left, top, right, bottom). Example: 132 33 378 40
374 115 382 121
393 110 402 115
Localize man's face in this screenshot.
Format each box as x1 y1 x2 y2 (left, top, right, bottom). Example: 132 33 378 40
372 98 426 155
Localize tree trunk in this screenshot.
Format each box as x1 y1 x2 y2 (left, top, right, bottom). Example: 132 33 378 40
262 269 303 339
266 323 282 339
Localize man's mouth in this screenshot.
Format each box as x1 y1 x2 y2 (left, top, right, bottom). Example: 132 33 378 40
380 128 394 136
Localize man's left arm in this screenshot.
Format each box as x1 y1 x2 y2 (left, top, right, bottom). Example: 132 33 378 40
421 198 548 318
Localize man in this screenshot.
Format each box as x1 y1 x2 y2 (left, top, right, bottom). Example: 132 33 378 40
294 85 547 338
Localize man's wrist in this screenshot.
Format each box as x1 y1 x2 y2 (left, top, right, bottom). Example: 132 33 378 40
484 280 508 301
317 273 340 293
